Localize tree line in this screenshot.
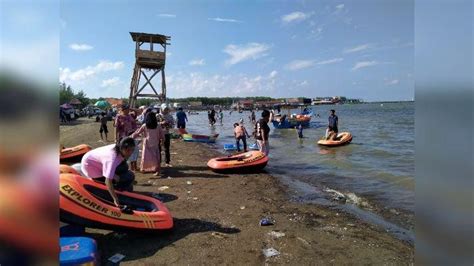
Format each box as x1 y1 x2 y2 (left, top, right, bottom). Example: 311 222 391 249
60 82 318 109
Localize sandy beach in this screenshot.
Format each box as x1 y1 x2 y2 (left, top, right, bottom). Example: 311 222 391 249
60 118 413 265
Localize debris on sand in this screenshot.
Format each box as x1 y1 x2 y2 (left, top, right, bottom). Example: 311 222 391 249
297 237 310 246
268 231 285 239
260 217 275 226
262 248 280 258
186 181 193 185
158 186 170 191
108 253 125 264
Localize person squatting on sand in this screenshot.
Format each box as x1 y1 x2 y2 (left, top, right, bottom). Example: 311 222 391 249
80 137 136 208
131 112 165 176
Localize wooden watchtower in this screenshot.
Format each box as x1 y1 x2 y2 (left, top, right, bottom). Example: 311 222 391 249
128 32 170 108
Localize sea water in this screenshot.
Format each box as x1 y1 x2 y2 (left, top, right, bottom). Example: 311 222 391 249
185 102 414 236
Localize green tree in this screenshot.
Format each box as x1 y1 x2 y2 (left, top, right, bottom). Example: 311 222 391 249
74 90 88 105
59 82 74 104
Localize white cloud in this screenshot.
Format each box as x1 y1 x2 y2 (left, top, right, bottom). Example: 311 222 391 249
316 58 343 65
69 43 93 51
285 59 315 71
269 70 278 78
167 71 278 97
281 11 312 24
189 59 206 66
386 79 399 85
208 17 242 23
336 4 345 9
101 77 121 87
166 52 172 57
158 13 176 18
60 60 124 82
299 80 309 86
351 61 379 71
223 43 271 65
343 43 373 54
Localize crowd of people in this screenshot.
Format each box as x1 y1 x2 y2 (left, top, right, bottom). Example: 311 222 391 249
79 104 337 209
80 105 181 209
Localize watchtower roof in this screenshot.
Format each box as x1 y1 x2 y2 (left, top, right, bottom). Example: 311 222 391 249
130 32 170 44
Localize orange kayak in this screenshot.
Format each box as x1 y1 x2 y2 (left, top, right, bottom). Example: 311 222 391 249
317 132 353 147
207 151 268 173
60 173 173 231
60 164 80 175
60 144 92 161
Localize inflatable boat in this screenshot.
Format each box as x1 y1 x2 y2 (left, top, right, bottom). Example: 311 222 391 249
317 132 353 147
207 151 268 173
182 133 219 143
60 164 80 175
60 173 173 231
60 144 92 162
223 143 259 151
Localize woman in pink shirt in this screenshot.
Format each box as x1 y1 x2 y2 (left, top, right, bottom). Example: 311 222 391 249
81 137 136 207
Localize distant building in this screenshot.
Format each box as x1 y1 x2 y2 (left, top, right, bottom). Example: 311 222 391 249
189 101 202 107
106 98 124 107
255 100 284 108
238 100 254 109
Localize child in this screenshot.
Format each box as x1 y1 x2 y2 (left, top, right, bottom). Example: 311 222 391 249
131 112 165 176
99 112 108 141
234 122 250 152
297 124 304 138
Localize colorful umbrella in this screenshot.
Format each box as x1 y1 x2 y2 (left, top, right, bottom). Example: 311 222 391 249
94 100 109 108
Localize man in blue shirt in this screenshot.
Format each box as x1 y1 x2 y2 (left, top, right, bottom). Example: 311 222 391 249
327 109 339 140
176 107 188 129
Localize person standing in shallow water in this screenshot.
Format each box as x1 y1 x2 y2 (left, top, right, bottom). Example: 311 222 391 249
176 107 188 129
326 109 339 140
297 124 304 138
254 110 271 156
218 109 224 125
250 110 256 124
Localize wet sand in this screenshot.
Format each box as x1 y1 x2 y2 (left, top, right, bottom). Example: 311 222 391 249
60 118 413 265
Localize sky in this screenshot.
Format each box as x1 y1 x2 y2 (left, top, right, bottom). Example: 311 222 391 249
57 0 414 101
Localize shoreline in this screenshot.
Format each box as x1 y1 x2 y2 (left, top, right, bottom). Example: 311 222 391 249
60 118 414 264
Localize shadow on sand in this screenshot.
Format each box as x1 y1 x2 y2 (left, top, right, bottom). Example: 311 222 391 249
88 218 240 264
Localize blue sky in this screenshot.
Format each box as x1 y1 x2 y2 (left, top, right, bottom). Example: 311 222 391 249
59 0 414 101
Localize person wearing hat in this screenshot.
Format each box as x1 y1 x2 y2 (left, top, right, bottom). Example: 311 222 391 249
158 106 175 167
